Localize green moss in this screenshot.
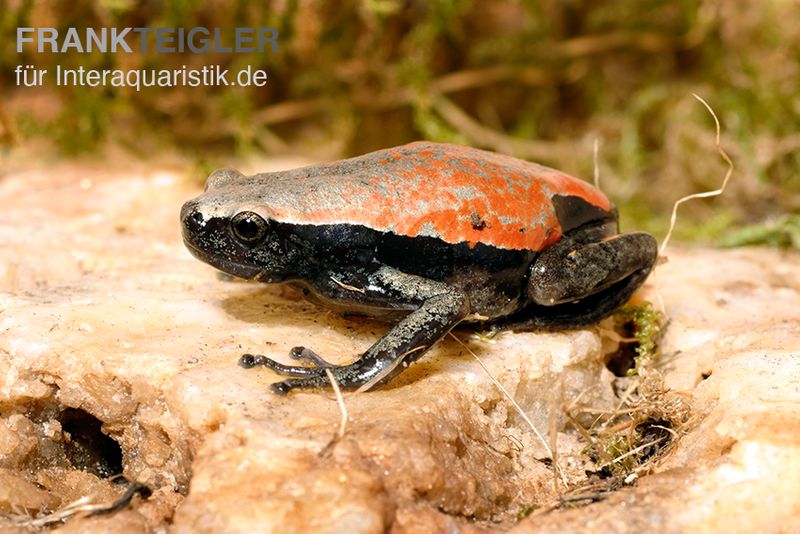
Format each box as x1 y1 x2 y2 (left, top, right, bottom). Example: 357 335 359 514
53 90 114 155
412 104 468 145
602 435 638 473
720 214 800 250
2 0 798 238
516 503 539 520
615 302 666 375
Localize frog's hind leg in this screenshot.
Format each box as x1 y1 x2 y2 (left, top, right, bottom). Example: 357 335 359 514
488 231 658 333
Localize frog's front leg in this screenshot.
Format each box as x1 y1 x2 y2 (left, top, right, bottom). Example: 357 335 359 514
240 266 470 394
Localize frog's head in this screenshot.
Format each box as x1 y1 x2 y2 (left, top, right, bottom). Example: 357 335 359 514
180 169 302 282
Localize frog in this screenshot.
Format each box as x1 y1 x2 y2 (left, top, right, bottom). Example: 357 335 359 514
180 142 658 394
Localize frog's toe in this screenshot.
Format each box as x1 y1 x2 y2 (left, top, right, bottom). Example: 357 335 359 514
239 353 323 378
289 346 336 368
270 380 294 395
270 375 330 395
239 353 262 368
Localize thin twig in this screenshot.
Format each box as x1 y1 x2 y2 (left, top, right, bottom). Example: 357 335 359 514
660 94 734 255
8 481 149 528
324 368 349 439
650 424 679 440
550 376 564 493
430 65 554 94
330 275 366 294
593 137 601 189
565 410 616 465
559 491 615 503
432 95 567 161
569 406 647 417
564 384 601 414
449 333 568 486
554 29 700 58
595 436 667 470
252 98 327 125
251 66 556 127
10 497 101 528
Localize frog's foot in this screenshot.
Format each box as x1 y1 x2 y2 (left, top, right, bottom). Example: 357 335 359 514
287 346 336 368
238 347 344 394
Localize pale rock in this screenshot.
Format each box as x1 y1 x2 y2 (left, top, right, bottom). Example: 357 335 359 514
0 158 798 532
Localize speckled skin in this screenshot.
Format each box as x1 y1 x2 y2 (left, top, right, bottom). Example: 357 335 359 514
180 142 657 394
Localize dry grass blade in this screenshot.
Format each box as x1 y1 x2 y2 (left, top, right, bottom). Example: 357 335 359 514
593 137 601 189
431 95 568 161
252 98 327 125
565 410 616 465
596 436 667 470
325 368 348 439
660 94 735 255
15 497 100 528
559 491 615 503
4 478 150 528
354 345 427 393
448 332 568 487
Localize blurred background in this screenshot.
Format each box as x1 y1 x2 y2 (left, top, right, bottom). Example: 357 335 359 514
1 0 798 245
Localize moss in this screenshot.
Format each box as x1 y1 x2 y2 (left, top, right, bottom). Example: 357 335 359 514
720 214 800 250
412 103 468 145
614 302 666 376
2 1 798 236
516 503 538 520
601 435 638 473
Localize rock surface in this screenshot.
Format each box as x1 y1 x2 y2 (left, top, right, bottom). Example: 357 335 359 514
0 156 798 532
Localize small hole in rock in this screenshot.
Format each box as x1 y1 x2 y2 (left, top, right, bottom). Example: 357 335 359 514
605 318 640 377
585 466 613 479
58 408 123 479
606 342 638 377
701 371 712 380
635 418 673 464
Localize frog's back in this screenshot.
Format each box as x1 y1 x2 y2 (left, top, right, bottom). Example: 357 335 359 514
244 142 613 252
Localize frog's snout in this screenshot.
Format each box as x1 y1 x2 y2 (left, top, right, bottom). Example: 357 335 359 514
180 200 206 232
180 198 269 280
180 200 211 251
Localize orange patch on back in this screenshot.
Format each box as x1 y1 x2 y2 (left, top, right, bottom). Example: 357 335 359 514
230 142 614 251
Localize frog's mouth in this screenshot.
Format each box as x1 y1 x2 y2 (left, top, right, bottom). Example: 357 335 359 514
181 200 282 281
182 239 264 280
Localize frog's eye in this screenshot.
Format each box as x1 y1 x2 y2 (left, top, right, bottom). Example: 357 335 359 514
231 211 268 244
